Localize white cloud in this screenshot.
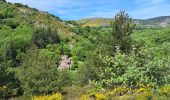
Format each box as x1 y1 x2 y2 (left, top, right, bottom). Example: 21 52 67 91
130 3 170 19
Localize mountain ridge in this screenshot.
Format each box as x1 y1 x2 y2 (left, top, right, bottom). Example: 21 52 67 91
76 16 170 27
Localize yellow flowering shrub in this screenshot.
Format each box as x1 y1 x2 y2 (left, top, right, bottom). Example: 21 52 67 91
85 86 128 100
158 85 170 96
32 93 63 100
79 85 170 100
105 91 114 99
112 85 128 96
80 95 89 100
95 93 107 100
135 84 152 95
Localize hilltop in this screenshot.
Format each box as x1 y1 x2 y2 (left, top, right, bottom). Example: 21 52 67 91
140 16 170 27
76 17 112 27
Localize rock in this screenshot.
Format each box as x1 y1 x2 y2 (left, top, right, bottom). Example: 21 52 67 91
58 55 72 70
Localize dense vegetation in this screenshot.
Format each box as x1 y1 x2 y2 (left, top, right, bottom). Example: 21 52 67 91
0 1 170 100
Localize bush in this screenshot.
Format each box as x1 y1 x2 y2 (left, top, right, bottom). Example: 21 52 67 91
0 8 14 19
76 52 101 86
0 62 22 99
3 18 20 29
60 42 71 56
158 85 170 96
91 47 170 88
80 85 170 100
0 12 6 19
64 85 96 100
12 46 71 96
15 3 28 8
4 42 18 67
32 93 63 100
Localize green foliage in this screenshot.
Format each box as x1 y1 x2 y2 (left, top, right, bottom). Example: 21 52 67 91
0 0 6 2
32 27 60 48
65 20 79 26
0 7 14 19
76 52 102 86
3 18 20 29
71 56 79 70
80 84 170 100
71 38 94 61
60 42 71 56
0 1 71 98
0 61 22 99
14 3 29 8
110 11 135 53
41 44 61 61
4 42 18 67
91 48 170 89
11 46 71 96
0 1 170 99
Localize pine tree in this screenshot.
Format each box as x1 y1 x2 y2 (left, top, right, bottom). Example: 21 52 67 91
32 27 60 48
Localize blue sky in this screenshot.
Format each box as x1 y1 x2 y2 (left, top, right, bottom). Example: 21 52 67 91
6 0 170 20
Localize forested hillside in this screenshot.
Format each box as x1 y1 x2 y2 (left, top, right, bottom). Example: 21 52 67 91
0 0 72 98
0 0 170 100
0 0 71 49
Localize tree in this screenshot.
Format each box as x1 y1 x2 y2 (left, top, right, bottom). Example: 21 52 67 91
12 46 71 96
4 42 18 67
0 61 21 99
76 52 101 86
110 11 135 53
32 27 60 48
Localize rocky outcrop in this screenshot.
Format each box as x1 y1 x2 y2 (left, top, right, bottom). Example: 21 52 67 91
58 55 72 70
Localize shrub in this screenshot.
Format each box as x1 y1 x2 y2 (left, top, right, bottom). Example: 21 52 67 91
76 59 100 86
158 85 170 96
3 18 20 29
4 42 18 67
60 42 71 56
0 12 6 19
91 47 170 89
32 93 63 100
11 46 71 96
80 85 170 100
0 8 14 19
15 3 28 8
80 95 89 100
64 85 96 100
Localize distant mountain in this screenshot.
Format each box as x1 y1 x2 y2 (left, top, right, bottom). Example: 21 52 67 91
139 16 170 27
76 16 170 27
76 17 112 27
